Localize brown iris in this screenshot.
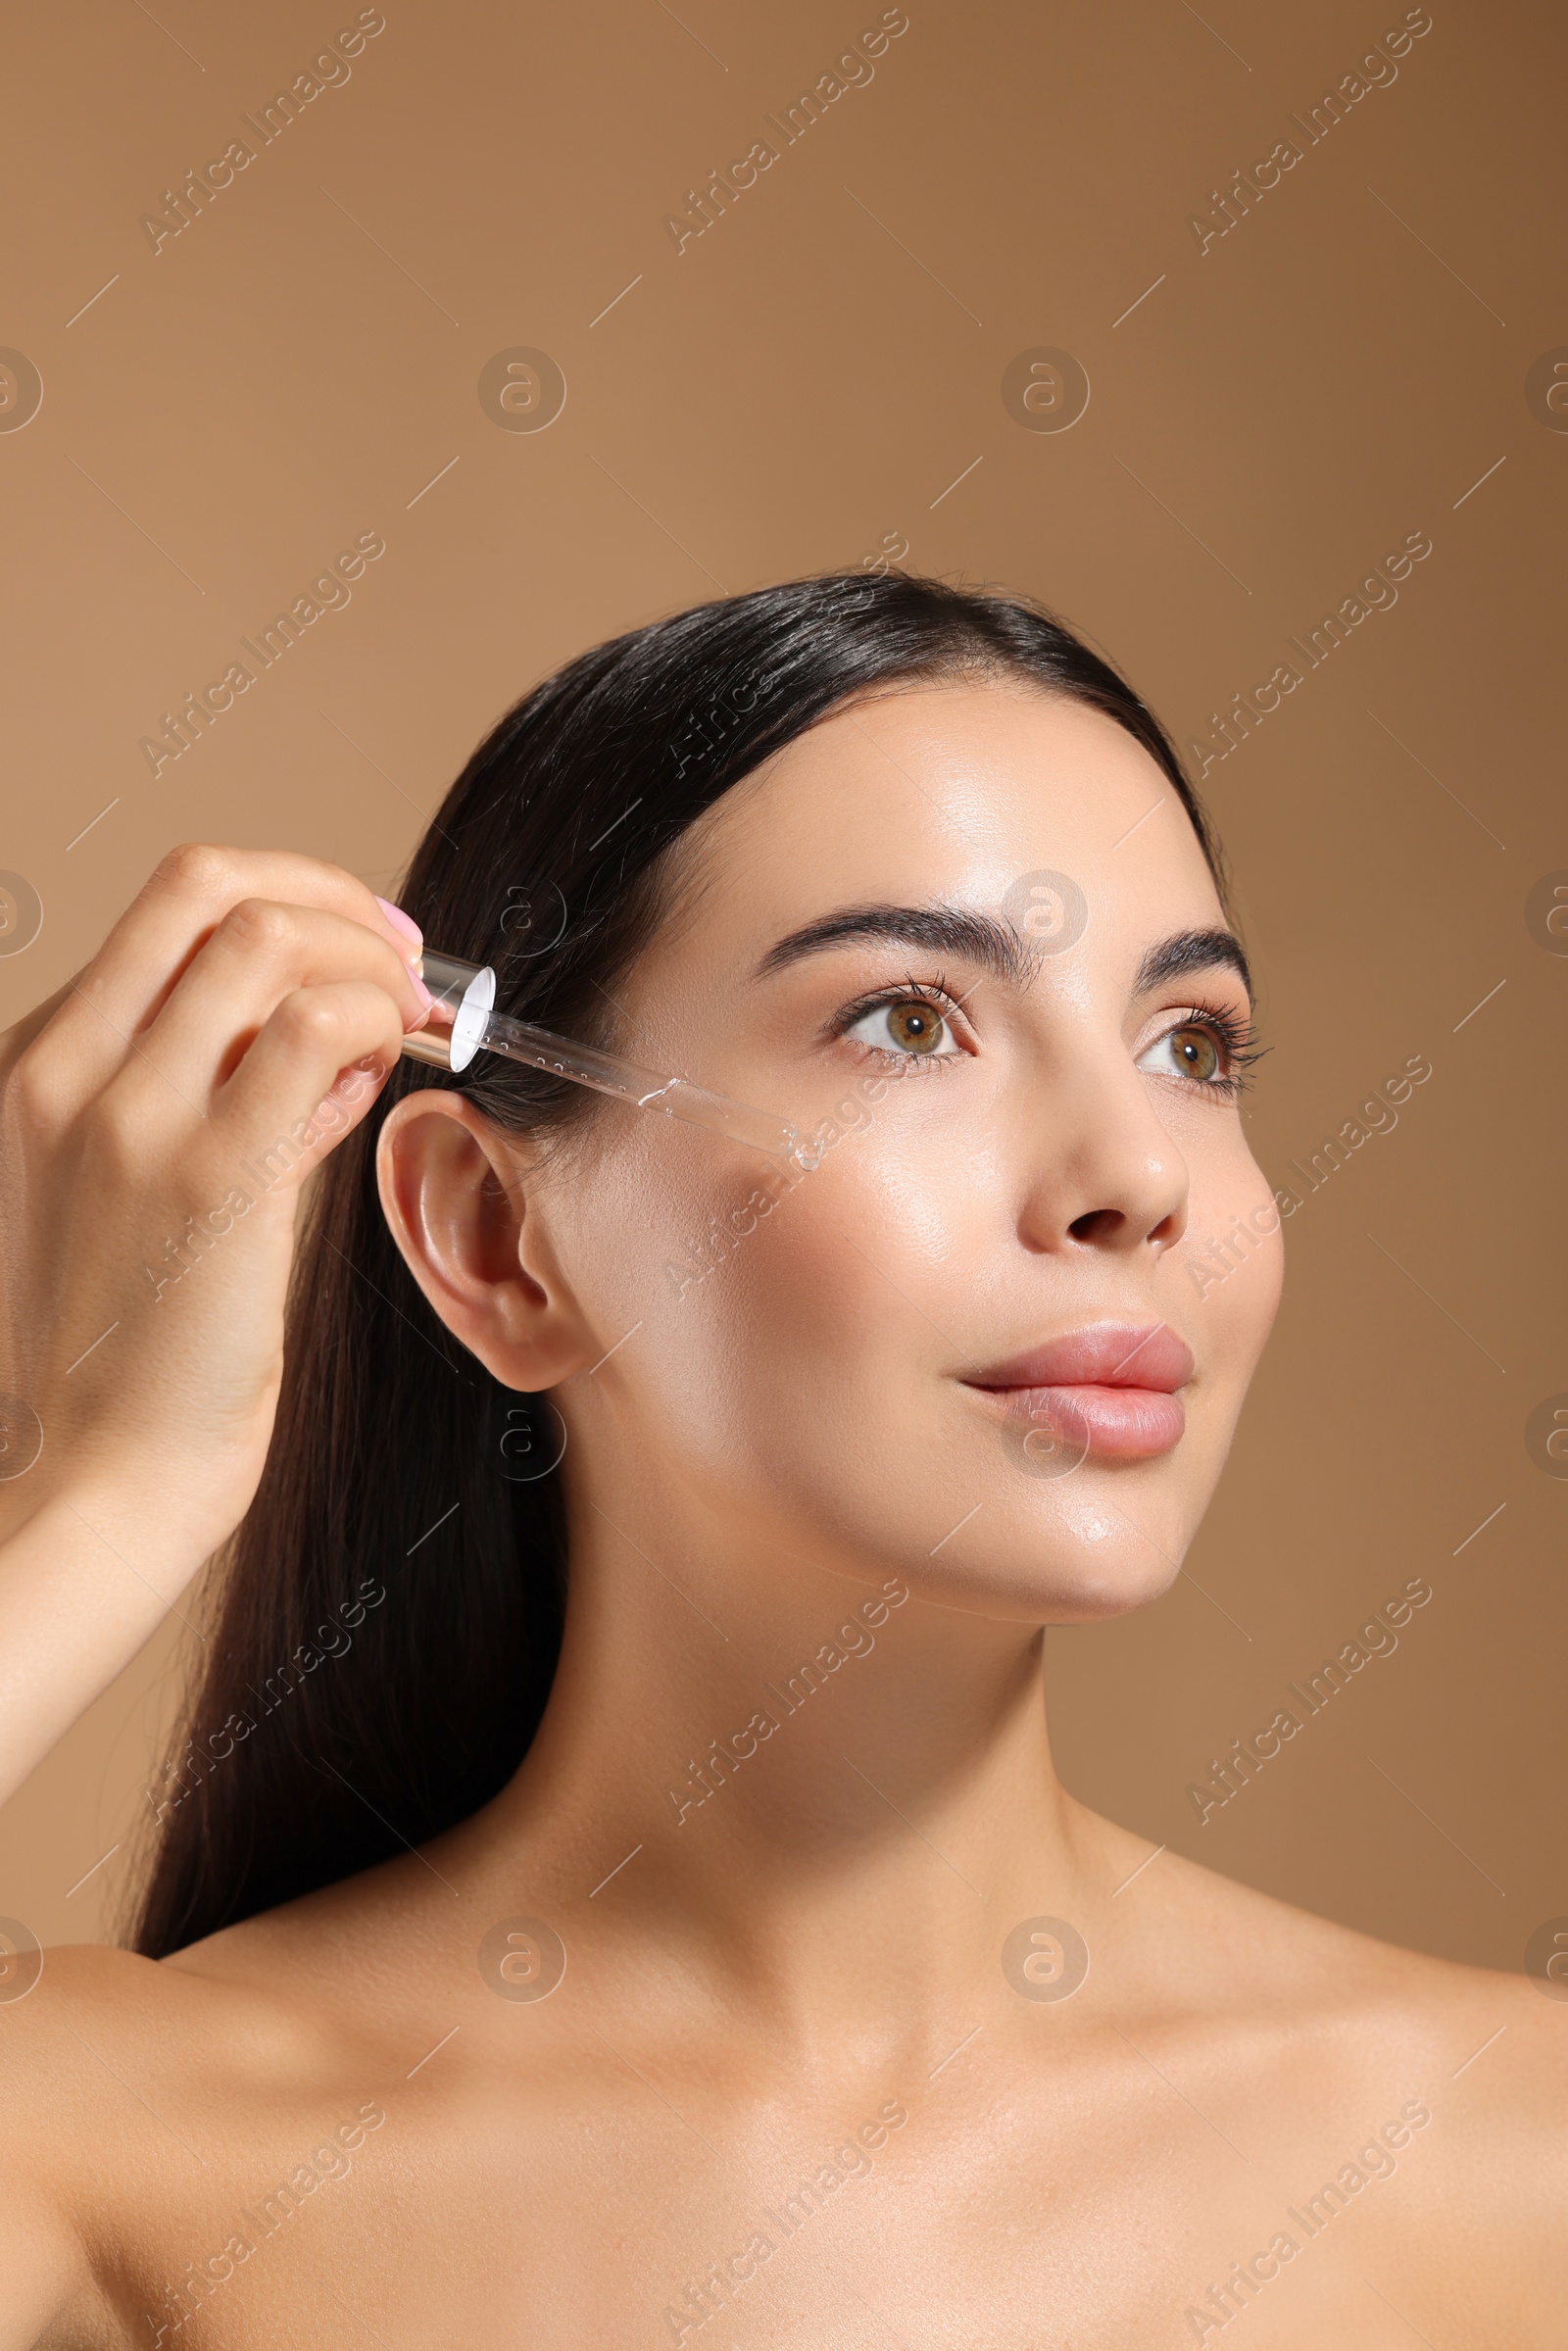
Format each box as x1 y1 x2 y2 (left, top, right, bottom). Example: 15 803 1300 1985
885 1000 947 1053
1168 1023 1219 1081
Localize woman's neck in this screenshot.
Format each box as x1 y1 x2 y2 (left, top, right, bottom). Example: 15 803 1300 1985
462 1486 1102 2068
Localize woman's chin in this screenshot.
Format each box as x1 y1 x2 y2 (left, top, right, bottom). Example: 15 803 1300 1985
908 1532 1186 1625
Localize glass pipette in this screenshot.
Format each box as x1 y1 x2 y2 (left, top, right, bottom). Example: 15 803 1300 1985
400 949 822 1171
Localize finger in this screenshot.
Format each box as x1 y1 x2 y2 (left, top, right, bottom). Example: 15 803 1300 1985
204 980 408 1195
0 966 82 1075
35 844 423 1091
122 900 430 1110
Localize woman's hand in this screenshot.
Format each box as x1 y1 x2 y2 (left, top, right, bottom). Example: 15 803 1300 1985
0 845 432 1799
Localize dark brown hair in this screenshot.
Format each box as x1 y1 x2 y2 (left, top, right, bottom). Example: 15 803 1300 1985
130 570 1218 1955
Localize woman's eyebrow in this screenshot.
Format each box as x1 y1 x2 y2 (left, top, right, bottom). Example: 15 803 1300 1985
751 904 1035 986
1134 927 1252 1002
751 906 1252 1004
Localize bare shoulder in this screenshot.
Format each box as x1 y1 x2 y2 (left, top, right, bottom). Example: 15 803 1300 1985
0 1944 100 2347
0 1940 240 2345
1105 1829 1568 2288
157 1837 475 2055
1 1877 418 2350
1215 1839 1554 2055
11 1898 393 2113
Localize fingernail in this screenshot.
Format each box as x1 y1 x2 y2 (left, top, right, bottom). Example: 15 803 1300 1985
375 896 424 955
405 969 434 1027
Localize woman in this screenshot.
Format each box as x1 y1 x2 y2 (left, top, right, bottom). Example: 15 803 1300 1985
0 573 1559 2344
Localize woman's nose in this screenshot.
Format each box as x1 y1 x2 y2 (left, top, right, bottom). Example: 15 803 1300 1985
1015 1062 1190 1259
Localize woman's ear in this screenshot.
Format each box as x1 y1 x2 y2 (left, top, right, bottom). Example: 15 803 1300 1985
375 1092 594 1388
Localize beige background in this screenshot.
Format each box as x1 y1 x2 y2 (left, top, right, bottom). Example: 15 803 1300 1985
1 0 1562 1971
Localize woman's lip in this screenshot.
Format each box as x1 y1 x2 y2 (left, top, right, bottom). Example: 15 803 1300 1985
971 1380 1186 1461
959 1321 1193 1463
961 1320 1195 1396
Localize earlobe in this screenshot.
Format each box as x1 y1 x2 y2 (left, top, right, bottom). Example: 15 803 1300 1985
374 1092 592 1388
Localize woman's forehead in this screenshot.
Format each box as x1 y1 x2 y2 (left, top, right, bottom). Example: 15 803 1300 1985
650 681 1223 975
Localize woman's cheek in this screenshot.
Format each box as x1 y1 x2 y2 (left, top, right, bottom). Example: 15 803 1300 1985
648 1133 952 1472
732 1138 950 1358
1180 1158 1285 1377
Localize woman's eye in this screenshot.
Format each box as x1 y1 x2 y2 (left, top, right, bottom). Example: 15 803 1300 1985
844 998 959 1059
1138 1022 1223 1084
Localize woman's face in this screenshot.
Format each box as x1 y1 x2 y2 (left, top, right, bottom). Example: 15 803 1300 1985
527 680 1283 1623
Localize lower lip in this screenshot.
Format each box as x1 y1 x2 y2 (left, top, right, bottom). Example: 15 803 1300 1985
967 1382 1186 1461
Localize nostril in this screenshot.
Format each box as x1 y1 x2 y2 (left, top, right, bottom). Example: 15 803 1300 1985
1068 1208 1125 1243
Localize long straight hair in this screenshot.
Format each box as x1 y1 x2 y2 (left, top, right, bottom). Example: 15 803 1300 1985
130 571 1219 1956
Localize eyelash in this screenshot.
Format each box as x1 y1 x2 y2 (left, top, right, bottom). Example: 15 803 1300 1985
1152 1003 1267 1100
828 977 1266 1095
828 972 971 1074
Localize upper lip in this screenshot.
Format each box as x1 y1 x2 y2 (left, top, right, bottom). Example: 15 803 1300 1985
960 1320 1195 1395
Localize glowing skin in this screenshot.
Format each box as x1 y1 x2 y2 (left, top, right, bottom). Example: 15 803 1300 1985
1 685 1563 2345
410 684 1282 1629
